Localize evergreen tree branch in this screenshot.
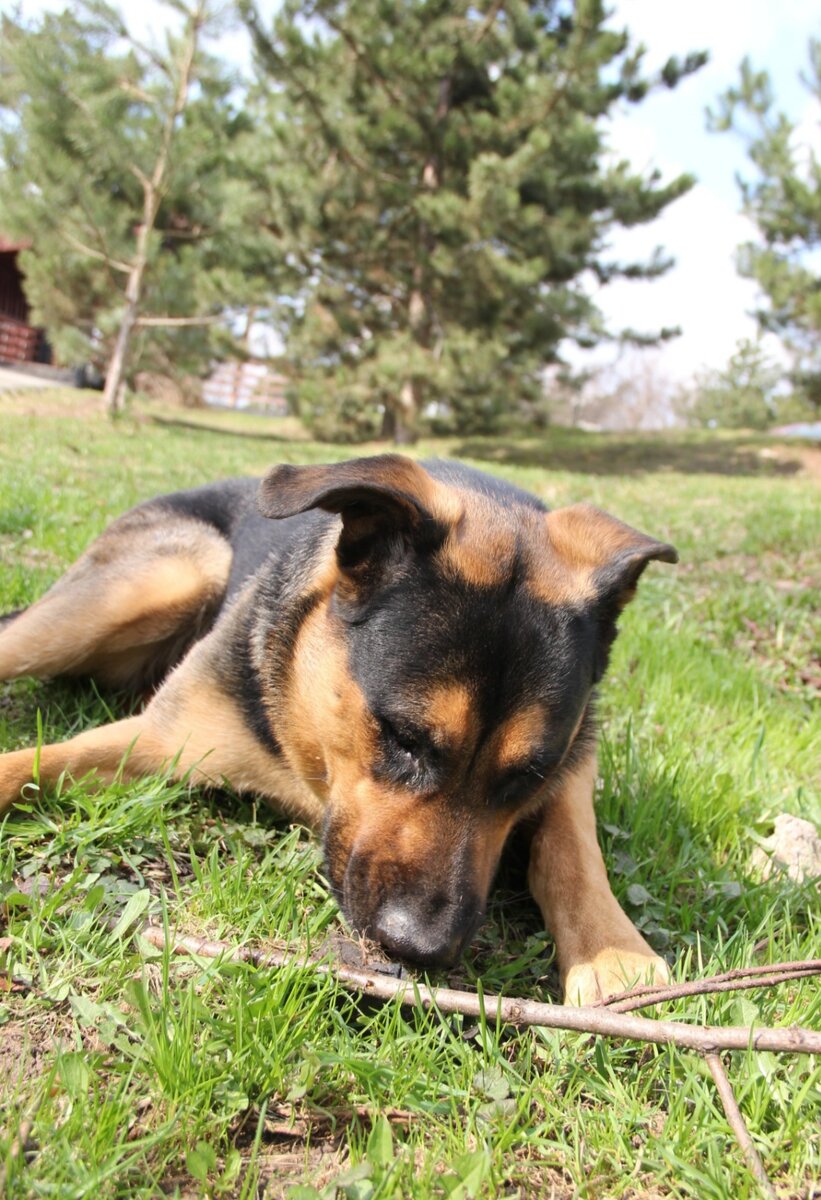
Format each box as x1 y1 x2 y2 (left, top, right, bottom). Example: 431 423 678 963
128 163 152 192
75 191 135 290
322 14 406 114
240 1 400 181
102 0 207 412
117 78 157 106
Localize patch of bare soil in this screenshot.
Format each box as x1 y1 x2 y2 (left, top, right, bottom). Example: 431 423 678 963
161 1126 345 1199
761 442 821 480
0 1012 71 1104
0 391 105 420
257 1141 346 1199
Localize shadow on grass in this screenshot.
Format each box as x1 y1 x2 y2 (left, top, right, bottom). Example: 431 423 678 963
147 413 304 443
453 431 805 477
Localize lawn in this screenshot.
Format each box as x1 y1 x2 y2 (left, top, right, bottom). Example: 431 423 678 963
0 390 819 1199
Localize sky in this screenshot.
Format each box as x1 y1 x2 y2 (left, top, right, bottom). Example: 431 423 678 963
11 0 821 391
583 0 819 391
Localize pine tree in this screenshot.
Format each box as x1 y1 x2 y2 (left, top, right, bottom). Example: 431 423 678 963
0 1 278 413
684 338 783 430
242 0 705 441
709 41 821 414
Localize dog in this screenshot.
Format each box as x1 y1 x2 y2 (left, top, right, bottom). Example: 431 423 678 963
0 455 678 1004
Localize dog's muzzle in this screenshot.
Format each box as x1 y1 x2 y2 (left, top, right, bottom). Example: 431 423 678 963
328 847 484 967
369 893 484 967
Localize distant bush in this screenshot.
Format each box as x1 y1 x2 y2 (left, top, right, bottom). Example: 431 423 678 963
677 338 813 430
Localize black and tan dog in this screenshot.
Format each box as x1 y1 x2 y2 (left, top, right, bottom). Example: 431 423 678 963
0 455 678 1004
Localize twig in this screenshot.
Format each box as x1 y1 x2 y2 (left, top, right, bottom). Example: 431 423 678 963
0 1115 36 1193
704 1053 778 1200
605 959 821 1013
59 231 132 274
134 314 224 327
263 1102 414 1139
138 927 821 1056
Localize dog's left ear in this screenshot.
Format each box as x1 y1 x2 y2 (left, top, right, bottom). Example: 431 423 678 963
258 455 445 582
546 503 678 681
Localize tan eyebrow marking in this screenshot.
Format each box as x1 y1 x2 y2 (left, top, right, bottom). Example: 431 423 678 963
494 704 548 771
423 682 478 747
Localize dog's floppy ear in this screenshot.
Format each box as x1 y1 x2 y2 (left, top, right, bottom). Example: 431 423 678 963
546 503 678 681
258 454 445 581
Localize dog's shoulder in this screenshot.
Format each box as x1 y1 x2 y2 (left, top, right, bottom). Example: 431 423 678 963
152 476 261 537
146 476 333 601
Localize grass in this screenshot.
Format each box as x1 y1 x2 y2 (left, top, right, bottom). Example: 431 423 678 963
0 388 819 1199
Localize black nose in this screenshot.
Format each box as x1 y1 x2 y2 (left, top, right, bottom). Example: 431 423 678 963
372 896 481 967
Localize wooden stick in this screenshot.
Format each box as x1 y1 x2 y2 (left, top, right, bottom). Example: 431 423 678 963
0 1116 35 1193
606 962 821 1013
704 1053 778 1200
137 927 821 1056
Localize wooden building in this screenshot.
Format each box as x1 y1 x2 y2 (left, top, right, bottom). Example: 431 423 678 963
202 360 289 414
0 236 45 363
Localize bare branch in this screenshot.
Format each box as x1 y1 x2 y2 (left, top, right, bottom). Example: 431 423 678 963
137 926 821 1057
134 314 223 327
605 959 821 1013
128 163 152 192
60 231 132 274
705 1053 778 1199
473 0 502 45
118 78 156 106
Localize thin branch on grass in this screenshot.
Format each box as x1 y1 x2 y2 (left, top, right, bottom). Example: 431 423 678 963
264 1101 414 1139
604 959 821 1013
136 925 820 1194
137 926 821 1056
704 1052 778 1200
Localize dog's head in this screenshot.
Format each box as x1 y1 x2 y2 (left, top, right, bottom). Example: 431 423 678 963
258 455 677 967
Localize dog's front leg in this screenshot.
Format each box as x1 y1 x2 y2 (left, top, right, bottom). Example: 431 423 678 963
528 751 670 1005
0 716 152 814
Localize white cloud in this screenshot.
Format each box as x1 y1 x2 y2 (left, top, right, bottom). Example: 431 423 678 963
571 0 818 385
586 185 765 379
612 0 812 77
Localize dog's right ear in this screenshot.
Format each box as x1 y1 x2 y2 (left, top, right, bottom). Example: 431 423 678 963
258 456 447 597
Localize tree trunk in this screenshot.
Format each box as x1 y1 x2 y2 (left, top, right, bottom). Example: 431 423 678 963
102 240 147 415
101 1 205 418
380 406 397 441
390 78 451 445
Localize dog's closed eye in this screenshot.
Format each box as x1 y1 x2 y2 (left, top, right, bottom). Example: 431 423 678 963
495 754 562 807
374 714 440 790
379 715 424 758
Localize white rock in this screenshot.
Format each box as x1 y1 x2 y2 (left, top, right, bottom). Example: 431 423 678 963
752 814 821 885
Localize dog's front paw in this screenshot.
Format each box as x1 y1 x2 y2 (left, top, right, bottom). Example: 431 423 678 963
563 948 670 1006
